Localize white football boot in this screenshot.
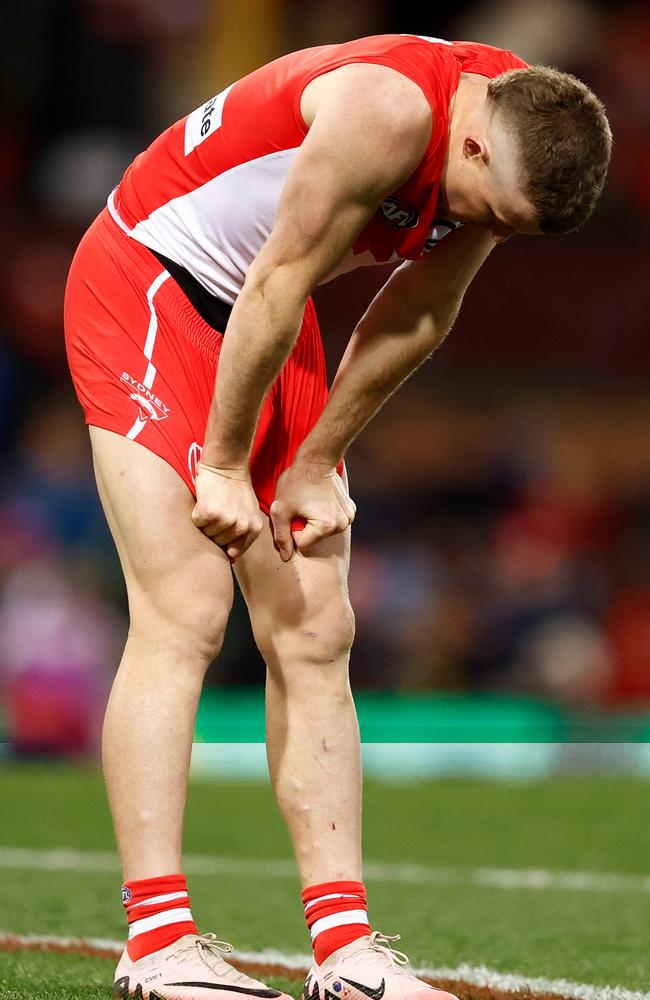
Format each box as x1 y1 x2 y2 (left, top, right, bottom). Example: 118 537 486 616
113 933 294 1000
302 932 458 1000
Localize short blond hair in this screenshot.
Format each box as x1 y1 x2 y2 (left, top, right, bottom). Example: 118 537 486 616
487 66 612 234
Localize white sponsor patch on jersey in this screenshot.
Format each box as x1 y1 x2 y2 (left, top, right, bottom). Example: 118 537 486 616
184 84 234 156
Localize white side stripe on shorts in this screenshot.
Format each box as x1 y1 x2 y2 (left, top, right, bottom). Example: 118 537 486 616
126 268 170 442
310 909 369 940
128 907 193 938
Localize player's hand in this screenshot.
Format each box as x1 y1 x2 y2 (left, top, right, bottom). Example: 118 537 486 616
192 462 264 562
270 461 356 562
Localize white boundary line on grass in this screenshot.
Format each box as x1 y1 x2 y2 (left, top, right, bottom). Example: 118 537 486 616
2 846 650 894
0 931 648 1000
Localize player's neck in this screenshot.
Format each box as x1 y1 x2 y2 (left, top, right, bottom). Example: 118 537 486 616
441 74 488 212
448 73 488 137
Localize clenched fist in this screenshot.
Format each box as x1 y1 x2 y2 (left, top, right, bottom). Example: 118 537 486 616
270 461 356 561
191 462 264 562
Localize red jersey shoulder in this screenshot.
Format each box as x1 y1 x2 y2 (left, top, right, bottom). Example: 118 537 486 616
450 40 529 75
113 34 529 273
350 37 528 262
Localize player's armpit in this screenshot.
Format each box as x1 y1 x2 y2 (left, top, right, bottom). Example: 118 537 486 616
395 223 496 331
291 225 496 470
243 64 433 302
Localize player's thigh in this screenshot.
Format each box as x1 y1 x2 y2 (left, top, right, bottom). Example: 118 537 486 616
90 426 233 650
234 516 354 667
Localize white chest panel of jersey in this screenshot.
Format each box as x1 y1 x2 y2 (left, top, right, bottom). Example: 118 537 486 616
110 147 301 307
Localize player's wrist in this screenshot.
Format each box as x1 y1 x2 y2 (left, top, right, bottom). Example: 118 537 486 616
197 461 250 483
292 443 342 473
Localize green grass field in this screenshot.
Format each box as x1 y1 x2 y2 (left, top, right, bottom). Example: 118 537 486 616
0 763 649 998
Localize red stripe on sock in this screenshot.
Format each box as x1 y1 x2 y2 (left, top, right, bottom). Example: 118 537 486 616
301 880 366 904
127 922 198 962
123 873 187 907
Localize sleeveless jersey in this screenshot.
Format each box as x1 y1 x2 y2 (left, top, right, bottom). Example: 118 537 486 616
108 35 527 306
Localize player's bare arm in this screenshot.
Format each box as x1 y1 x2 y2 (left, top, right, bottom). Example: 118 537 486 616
299 223 495 467
270 223 495 559
192 64 432 560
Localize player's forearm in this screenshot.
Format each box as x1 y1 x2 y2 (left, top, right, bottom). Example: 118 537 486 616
201 277 308 468
295 226 494 467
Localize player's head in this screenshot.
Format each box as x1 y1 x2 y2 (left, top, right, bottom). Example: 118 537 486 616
443 66 612 240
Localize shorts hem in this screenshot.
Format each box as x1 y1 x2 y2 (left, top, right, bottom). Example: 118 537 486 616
85 416 273 518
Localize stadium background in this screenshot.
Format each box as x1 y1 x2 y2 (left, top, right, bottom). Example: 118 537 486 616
2 3 650 998
0 0 649 762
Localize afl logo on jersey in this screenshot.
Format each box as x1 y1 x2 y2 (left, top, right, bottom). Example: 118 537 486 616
378 196 419 230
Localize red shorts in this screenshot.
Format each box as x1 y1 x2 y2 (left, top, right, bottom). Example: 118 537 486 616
64 209 335 516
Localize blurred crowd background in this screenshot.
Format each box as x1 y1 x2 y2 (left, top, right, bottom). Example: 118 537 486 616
1 0 649 755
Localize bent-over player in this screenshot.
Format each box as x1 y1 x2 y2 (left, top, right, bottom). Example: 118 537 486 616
64 32 611 1000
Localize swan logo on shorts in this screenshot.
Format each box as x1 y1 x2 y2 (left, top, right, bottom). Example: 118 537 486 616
121 372 171 422
188 441 203 484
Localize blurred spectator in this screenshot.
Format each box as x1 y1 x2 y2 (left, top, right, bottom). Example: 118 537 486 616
588 2 650 219
454 0 604 66
0 391 126 756
1 392 113 556
0 557 124 756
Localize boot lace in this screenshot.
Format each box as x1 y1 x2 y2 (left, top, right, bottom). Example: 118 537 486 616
368 931 409 970
169 934 254 985
197 934 254 983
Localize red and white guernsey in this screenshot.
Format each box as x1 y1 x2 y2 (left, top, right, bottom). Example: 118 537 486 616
109 35 527 306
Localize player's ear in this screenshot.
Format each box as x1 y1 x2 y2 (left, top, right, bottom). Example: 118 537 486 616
463 135 489 164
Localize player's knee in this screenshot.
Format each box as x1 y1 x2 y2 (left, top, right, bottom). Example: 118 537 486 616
129 580 232 667
255 597 356 672
176 599 230 664
310 600 356 665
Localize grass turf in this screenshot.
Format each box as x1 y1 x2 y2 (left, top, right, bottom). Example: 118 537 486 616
0 951 299 1000
0 763 649 995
